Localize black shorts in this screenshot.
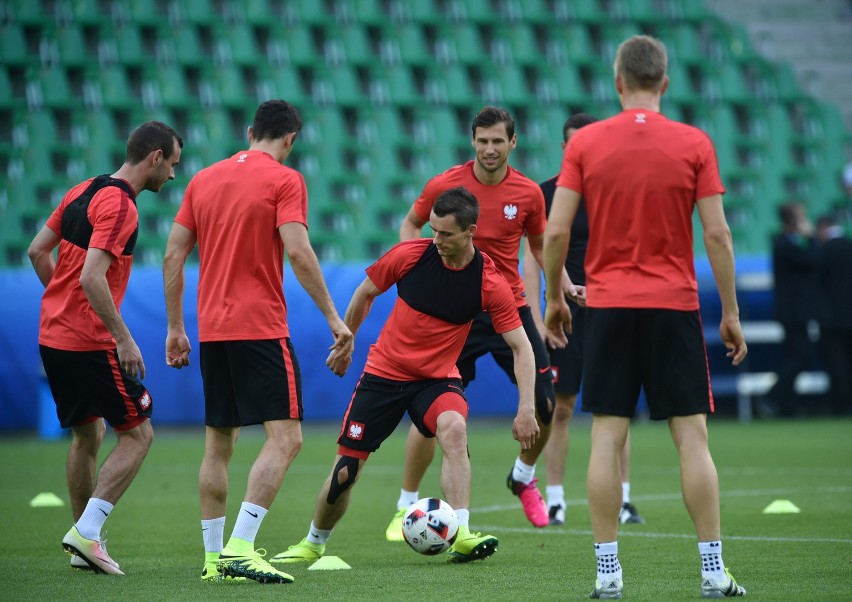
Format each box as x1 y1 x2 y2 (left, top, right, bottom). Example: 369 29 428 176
200 338 302 427
39 345 153 431
549 300 585 396
581 308 712 420
457 305 553 387
337 373 467 454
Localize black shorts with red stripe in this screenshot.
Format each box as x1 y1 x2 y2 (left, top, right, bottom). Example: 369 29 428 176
337 373 467 456
200 338 302 427
581 308 713 420
39 345 152 431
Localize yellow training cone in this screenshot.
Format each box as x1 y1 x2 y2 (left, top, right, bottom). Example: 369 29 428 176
308 556 352 570
30 492 65 508
762 499 800 514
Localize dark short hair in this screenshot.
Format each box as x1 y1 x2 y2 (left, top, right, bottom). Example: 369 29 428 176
471 106 515 140
252 99 303 142
126 121 182 164
615 35 668 92
778 202 803 227
562 113 598 141
433 186 479 231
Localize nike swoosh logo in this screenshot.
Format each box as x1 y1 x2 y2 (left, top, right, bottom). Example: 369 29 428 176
244 510 258 518
99 509 109 516
538 367 553 374
202 528 208 532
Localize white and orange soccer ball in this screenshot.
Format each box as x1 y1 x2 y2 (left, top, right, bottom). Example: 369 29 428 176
401 497 459 555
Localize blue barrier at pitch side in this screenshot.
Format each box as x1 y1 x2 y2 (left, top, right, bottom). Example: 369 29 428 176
0 257 771 433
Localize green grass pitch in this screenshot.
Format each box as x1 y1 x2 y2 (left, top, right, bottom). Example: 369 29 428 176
1 417 850 600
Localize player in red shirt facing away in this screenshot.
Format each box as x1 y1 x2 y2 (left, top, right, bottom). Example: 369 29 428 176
270 186 538 565
523 112 644 528
383 106 574 536
543 36 748 599
28 121 183 575
162 100 353 584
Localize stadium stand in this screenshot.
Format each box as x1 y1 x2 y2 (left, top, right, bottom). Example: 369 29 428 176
1 0 850 266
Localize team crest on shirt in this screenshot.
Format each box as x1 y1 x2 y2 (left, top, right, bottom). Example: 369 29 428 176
635 113 646 123
347 421 365 441
503 203 518 220
139 392 151 410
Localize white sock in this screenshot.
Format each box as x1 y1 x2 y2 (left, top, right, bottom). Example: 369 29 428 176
546 485 565 508
307 521 333 545
622 482 631 504
594 541 623 584
397 489 419 511
455 508 470 528
76 498 114 540
201 516 226 554
511 458 536 485
230 502 267 544
698 540 726 581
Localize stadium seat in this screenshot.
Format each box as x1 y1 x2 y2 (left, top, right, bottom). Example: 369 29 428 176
99 22 147 68
657 23 705 66
25 65 77 110
388 0 443 25
0 24 31 67
169 0 220 26
544 23 596 66
324 24 375 66
378 23 432 67
490 24 540 66
370 65 420 107
434 23 487 66
116 0 165 27
331 0 385 25
664 63 699 105
424 65 477 107
356 106 406 148
255 64 310 109
286 0 334 25
48 24 91 68
157 23 207 67
200 65 249 110
600 23 643 64
86 65 137 110
9 0 52 25
412 106 461 147
510 0 552 24
143 65 196 109
0 68 23 111
214 23 262 66
223 0 279 25
312 65 366 107
536 63 587 107
556 0 608 24
267 23 318 66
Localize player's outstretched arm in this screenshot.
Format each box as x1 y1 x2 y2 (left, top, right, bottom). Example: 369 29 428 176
399 206 427 242
502 326 539 451
163 222 196 369
326 276 381 376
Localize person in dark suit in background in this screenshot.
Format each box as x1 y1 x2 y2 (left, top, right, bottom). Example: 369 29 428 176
766 202 818 417
815 213 852 416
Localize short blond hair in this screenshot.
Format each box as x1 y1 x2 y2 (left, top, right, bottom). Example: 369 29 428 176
614 35 667 92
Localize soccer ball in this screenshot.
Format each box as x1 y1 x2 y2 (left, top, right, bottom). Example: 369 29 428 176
401 497 459 555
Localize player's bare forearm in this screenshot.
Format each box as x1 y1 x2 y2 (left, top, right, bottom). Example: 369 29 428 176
28 226 60 287
399 207 426 241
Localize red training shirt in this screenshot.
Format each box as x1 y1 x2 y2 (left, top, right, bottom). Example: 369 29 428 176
39 178 138 351
557 109 725 310
412 161 546 307
175 150 308 341
364 239 520 381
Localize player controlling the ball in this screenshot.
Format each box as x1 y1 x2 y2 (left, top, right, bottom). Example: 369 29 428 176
271 186 538 564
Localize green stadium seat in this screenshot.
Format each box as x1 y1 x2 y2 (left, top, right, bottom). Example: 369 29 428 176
434 23 486 66
555 0 608 24
9 0 52 25
87 65 137 110
25 65 77 110
325 24 375 66
600 23 643 64
331 0 385 26
0 68 24 111
201 66 249 110
537 63 587 106
144 65 196 109
312 65 366 107
0 24 31 67
412 106 461 147
267 23 318 66
287 0 333 25
100 22 148 68
215 23 262 66
356 107 406 148
224 0 280 25
664 63 699 105
589 64 618 106
424 65 477 107
116 0 165 27
389 0 443 25
456 0 500 24
170 0 219 26
544 23 596 66
492 64 534 108
49 24 91 68
490 24 540 66
771 63 807 103
158 23 207 67
511 0 552 24
370 65 419 107
700 63 752 105
255 64 310 109
657 23 705 66
378 24 432 67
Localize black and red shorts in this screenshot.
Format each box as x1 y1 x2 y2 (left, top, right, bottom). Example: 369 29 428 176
548 300 585 396
39 345 152 431
581 308 713 420
336 373 467 455
200 338 302 427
